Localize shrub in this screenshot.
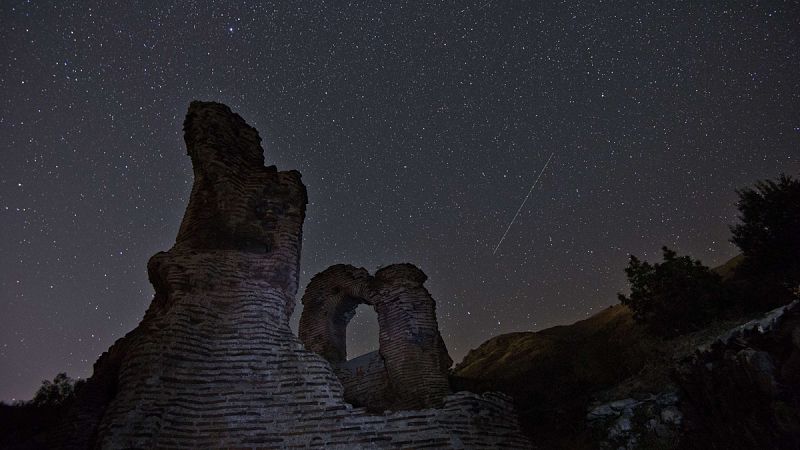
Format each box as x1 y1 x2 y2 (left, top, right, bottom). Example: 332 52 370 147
730 173 800 308
618 247 725 336
0 373 84 447
31 372 83 408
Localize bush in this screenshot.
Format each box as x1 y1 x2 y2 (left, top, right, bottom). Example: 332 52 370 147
730 173 800 308
31 372 83 408
0 373 83 448
618 247 725 336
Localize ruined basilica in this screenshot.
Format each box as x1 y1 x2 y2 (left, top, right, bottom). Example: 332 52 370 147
53 102 530 449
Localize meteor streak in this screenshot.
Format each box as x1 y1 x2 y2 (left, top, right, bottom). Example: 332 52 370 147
492 153 555 255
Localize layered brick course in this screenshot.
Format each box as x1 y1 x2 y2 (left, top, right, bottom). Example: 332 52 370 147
300 264 452 411
55 101 530 449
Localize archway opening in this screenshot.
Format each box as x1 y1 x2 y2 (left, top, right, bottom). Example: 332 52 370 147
346 304 379 360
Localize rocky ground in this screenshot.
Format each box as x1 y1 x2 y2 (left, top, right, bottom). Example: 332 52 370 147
452 288 800 449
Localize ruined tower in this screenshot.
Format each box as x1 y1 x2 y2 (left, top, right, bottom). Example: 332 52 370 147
56 101 530 449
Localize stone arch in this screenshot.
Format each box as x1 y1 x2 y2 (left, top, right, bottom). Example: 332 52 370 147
298 265 372 364
299 263 452 411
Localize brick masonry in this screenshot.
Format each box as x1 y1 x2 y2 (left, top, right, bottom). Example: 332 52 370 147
300 264 453 412
54 101 531 449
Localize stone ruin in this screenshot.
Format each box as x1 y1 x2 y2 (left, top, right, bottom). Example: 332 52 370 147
299 264 452 412
52 101 531 449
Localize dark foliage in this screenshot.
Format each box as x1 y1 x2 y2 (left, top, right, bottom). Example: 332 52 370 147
618 247 725 336
0 373 83 449
31 372 83 408
730 173 800 309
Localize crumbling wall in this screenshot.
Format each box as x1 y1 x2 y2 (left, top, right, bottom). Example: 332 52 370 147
54 101 530 449
336 351 392 411
300 263 452 411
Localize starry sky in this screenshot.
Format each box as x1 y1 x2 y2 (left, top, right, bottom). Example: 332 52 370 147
2 1 798 402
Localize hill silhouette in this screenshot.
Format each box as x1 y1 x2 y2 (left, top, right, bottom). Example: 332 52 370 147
452 256 800 448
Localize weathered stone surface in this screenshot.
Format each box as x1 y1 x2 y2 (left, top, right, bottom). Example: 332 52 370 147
676 300 800 449
300 263 452 411
299 264 371 364
586 391 682 449
54 101 530 449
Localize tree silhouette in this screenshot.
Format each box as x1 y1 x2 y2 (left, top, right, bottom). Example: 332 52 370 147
618 247 725 336
730 173 800 308
31 372 82 408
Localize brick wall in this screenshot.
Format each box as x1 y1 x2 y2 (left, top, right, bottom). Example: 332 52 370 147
55 101 531 449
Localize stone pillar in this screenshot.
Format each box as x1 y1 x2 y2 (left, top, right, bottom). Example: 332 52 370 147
372 264 453 409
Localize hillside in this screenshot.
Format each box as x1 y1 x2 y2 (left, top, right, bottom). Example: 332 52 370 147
451 255 773 448
452 304 656 448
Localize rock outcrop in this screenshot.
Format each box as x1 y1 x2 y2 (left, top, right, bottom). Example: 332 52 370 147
299 264 452 411
54 101 530 449
676 300 800 449
586 391 682 449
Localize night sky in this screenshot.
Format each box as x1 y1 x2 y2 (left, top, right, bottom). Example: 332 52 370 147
2 1 798 402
